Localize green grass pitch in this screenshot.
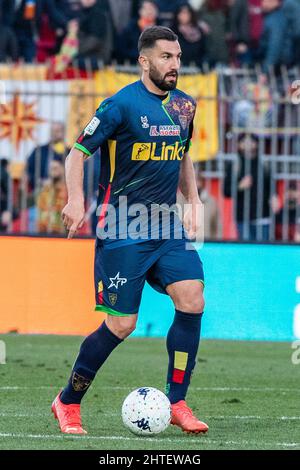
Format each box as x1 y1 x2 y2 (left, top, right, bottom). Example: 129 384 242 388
0 334 299 450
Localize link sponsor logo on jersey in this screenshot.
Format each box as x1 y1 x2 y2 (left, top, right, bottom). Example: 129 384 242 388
150 125 180 137
132 141 184 161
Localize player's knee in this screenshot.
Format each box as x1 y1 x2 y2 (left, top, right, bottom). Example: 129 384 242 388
185 298 204 313
106 315 137 339
178 294 205 313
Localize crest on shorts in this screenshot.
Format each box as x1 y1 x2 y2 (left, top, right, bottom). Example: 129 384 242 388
109 293 117 306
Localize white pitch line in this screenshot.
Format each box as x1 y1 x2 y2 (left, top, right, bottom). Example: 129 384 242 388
0 412 299 421
1 386 299 393
0 412 119 418
195 387 300 392
0 432 209 445
0 432 299 448
0 386 57 390
206 416 300 421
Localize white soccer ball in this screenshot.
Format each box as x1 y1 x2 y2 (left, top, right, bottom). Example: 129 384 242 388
121 387 171 435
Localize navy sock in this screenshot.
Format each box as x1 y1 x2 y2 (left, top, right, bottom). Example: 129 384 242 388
166 309 203 404
60 321 123 404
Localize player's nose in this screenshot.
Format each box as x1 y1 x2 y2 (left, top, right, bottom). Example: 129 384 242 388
172 60 180 71
169 56 180 71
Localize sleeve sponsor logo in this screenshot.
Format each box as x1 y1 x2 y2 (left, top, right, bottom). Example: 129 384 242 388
84 116 100 136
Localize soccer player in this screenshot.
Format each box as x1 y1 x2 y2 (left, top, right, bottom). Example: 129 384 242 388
52 25 209 435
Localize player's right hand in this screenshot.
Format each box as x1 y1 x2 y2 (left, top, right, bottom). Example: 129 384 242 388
62 201 85 239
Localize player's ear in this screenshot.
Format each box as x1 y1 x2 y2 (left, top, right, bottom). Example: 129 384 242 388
138 54 149 72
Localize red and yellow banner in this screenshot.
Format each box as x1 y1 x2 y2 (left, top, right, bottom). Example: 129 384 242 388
94 70 218 161
0 66 218 166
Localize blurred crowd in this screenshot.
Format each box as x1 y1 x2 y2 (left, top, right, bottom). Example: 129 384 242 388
1 123 300 241
1 0 300 70
1 0 300 242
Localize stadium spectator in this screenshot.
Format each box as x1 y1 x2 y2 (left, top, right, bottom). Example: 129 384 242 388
197 174 221 239
247 0 263 64
0 25 19 62
119 0 158 63
0 0 16 26
0 0 18 62
155 0 186 27
172 3 205 67
13 0 73 63
227 0 250 66
224 133 276 241
53 0 82 20
76 0 113 67
36 0 71 62
199 0 229 66
0 159 10 232
107 0 132 62
51 18 79 73
231 73 273 129
189 0 206 10
275 181 300 241
282 0 300 65
36 157 68 233
36 12 58 62
26 122 67 191
108 0 132 36
258 0 292 71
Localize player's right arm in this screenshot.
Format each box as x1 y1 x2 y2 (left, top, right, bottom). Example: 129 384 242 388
62 97 123 239
62 148 86 239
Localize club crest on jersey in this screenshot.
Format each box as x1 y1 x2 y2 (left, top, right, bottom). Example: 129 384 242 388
141 116 149 128
84 116 100 135
179 115 188 129
150 125 180 136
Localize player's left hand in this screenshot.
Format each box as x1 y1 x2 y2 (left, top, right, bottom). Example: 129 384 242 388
183 198 204 242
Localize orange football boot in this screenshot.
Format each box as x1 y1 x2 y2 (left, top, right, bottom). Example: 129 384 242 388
171 400 209 434
51 392 87 434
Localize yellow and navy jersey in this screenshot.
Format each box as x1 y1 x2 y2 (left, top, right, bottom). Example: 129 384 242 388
75 80 196 242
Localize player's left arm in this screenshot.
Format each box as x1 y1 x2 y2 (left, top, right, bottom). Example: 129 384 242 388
178 109 200 204
178 151 203 240
178 151 200 204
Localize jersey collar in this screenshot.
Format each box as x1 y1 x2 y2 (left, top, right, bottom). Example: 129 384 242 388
139 79 171 104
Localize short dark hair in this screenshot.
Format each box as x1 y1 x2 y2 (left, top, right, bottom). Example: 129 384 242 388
139 0 158 8
138 26 178 54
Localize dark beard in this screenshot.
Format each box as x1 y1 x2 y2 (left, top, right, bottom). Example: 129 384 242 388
149 64 178 91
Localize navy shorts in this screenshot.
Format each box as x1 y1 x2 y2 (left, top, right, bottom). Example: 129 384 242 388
94 238 204 316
